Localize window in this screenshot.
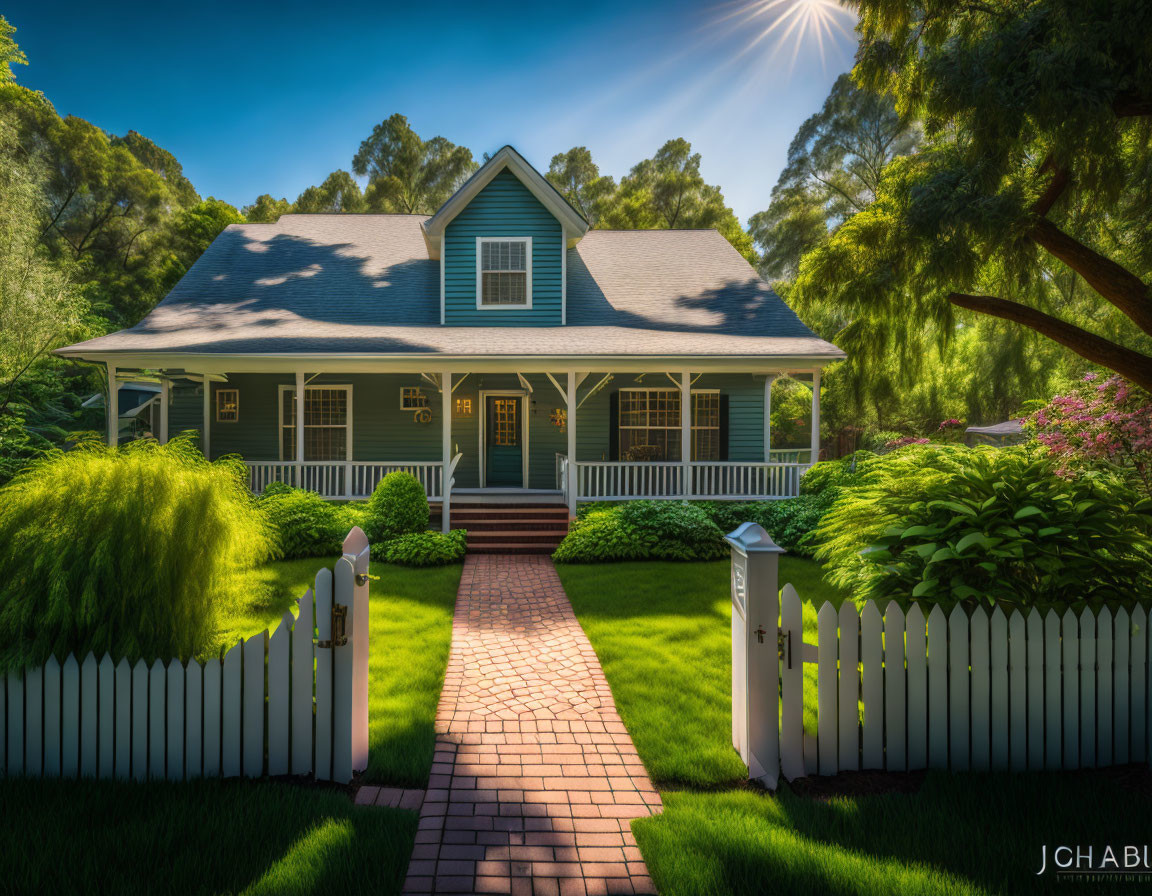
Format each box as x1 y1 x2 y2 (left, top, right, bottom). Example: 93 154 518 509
618 389 720 461
477 238 531 307
280 386 351 461
215 389 239 423
400 387 428 410
455 397 473 417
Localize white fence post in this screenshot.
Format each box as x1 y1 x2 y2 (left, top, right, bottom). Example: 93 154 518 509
726 522 783 789
343 527 371 776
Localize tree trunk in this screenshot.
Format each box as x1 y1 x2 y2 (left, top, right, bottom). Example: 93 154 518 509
947 292 1152 391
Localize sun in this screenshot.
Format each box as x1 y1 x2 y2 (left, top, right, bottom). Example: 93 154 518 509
716 0 858 72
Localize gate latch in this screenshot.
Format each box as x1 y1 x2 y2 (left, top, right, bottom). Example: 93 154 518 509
318 604 348 648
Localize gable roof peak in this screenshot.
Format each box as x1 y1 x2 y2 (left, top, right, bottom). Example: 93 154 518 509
421 145 589 257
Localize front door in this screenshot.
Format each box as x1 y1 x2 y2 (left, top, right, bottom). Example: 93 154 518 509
485 395 523 487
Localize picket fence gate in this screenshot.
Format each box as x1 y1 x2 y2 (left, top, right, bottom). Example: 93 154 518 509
726 522 1152 788
0 529 371 784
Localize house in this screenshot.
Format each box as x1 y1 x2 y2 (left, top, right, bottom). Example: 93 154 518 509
56 146 844 531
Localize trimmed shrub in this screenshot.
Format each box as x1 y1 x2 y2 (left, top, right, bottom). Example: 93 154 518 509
259 488 346 559
0 437 273 671
379 529 467 566
815 444 1152 605
553 500 725 563
366 472 429 543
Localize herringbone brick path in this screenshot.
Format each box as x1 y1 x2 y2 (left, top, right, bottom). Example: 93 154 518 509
402 554 660 895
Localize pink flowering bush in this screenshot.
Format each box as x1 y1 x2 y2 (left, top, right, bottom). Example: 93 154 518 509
937 418 965 443
884 436 930 451
1028 374 1152 497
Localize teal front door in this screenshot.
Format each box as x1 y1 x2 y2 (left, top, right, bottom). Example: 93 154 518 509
485 396 523 487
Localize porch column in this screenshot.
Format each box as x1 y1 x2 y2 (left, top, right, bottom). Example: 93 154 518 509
763 375 775 462
202 374 211 459
441 371 452 533
160 377 170 444
295 370 306 488
106 363 118 447
681 370 691 497
809 369 821 466
567 370 577 516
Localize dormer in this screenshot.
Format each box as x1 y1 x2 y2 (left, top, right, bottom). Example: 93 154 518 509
422 146 589 326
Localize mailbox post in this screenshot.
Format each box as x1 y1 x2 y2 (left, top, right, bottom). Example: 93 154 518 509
725 522 784 789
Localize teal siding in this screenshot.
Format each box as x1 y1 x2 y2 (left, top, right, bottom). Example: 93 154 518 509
443 169 563 326
174 372 764 478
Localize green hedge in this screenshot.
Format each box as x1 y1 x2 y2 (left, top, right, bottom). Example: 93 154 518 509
377 530 467 566
816 444 1152 605
0 437 273 670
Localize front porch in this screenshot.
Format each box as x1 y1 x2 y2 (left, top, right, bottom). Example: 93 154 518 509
105 365 823 527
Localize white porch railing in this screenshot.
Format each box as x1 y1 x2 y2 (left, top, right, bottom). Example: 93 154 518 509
246 461 446 500
557 455 806 503
768 448 813 465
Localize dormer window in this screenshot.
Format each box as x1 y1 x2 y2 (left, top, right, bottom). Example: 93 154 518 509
477 237 532 308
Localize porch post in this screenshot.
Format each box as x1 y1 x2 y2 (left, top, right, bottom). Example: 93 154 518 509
160 377 170 444
809 369 821 466
441 371 452 534
295 370 305 487
202 374 211 459
681 370 691 497
106 363 118 447
566 370 577 516
763 375 775 462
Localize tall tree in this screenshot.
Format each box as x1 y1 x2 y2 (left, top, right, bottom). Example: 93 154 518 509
602 138 755 261
242 194 293 223
794 0 1152 389
352 114 476 214
750 73 918 281
545 147 615 226
294 169 365 214
0 15 25 82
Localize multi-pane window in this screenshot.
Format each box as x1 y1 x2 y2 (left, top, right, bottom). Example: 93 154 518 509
215 389 239 423
491 398 519 446
281 387 350 461
618 389 720 461
400 387 428 410
478 239 530 306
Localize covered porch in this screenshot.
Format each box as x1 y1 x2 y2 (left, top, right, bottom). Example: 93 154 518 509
103 360 824 529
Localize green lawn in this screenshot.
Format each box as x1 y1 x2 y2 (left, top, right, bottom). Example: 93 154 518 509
218 555 462 786
0 777 415 896
559 558 1152 896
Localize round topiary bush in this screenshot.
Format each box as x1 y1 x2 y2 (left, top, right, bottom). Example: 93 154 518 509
366 471 430 542
0 437 273 671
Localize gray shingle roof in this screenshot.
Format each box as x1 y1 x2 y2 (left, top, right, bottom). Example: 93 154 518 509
57 214 843 361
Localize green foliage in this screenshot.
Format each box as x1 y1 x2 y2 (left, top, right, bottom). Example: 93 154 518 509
293 169 365 214
366 471 430 542
241 194 292 223
379 530 466 567
259 488 346 559
554 501 726 563
0 16 26 82
697 496 834 559
352 113 477 214
0 437 273 670
816 445 1152 605
800 452 876 500
545 147 616 227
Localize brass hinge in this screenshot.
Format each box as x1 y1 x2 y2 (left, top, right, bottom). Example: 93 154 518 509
318 603 348 648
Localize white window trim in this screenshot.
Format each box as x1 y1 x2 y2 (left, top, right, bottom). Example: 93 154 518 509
476 236 533 310
618 388 721 461
399 386 429 410
276 384 354 462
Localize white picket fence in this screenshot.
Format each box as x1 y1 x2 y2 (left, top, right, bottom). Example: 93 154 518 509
781 592 1150 779
0 529 371 784
726 522 1152 788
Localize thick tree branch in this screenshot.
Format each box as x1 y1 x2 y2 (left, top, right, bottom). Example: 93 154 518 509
1031 160 1070 218
1029 218 1152 335
947 292 1152 390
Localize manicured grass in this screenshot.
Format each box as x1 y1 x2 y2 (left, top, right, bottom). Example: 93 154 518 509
218 556 462 786
0 777 416 896
556 557 846 788
634 775 1152 896
562 558 1152 896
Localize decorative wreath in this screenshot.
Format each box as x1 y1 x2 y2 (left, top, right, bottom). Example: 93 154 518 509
413 407 433 424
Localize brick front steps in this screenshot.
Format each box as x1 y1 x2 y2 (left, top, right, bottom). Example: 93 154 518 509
451 504 571 555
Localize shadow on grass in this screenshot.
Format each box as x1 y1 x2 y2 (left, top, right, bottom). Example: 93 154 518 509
0 777 416 896
635 770 1152 896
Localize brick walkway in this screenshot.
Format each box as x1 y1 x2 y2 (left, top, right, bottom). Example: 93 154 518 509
403 554 661 896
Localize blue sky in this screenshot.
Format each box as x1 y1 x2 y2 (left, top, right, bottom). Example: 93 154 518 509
5 0 858 223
